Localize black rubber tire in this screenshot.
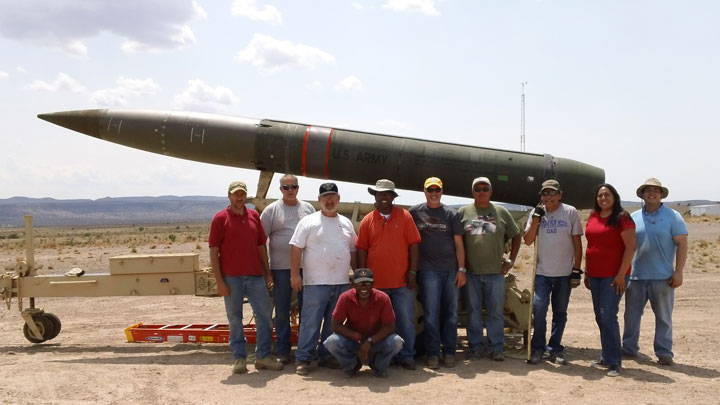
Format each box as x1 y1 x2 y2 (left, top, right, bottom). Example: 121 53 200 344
22 316 55 344
43 312 62 340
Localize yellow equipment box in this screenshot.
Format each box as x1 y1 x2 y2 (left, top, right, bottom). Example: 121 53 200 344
109 253 199 275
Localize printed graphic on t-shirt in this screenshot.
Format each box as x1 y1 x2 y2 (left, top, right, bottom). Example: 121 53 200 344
465 214 497 235
415 215 448 234
541 217 568 235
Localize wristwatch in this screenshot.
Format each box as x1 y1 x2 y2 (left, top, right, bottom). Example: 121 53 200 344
367 336 374 344
504 258 514 267
458 267 467 273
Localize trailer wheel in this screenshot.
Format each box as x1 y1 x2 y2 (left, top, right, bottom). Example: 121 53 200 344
22 315 56 343
43 312 62 340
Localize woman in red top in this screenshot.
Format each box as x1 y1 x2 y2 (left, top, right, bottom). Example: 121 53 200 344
584 183 635 377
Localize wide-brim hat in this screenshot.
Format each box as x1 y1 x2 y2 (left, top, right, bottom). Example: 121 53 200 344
636 178 669 199
368 179 398 197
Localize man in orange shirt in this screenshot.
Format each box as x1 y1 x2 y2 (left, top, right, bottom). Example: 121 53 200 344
357 179 421 370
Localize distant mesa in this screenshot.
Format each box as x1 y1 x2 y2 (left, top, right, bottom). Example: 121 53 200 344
0 196 228 227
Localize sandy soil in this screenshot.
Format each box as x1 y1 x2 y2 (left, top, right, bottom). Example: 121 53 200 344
1 221 719 404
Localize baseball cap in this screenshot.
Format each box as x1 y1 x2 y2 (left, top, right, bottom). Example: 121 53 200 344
228 181 247 194
353 268 374 283
319 182 339 196
424 177 443 189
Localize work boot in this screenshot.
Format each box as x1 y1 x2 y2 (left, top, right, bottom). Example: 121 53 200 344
295 361 312 375
255 356 284 371
232 358 248 374
528 351 543 365
443 355 456 368
490 351 505 362
427 356 440 370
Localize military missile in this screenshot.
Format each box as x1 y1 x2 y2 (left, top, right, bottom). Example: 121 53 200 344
37 109 604 208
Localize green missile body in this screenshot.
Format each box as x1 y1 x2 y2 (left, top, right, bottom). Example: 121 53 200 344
38 109 604 208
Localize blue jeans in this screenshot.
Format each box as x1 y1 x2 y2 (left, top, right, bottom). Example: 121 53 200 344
295 284 348 363
271 269 303 356
419 270 459 357
622 279 674 358
324 333 404 372
464 273 505 353
531 274 571 354
588 276 625 366
380 287 416 361
223 275 274 359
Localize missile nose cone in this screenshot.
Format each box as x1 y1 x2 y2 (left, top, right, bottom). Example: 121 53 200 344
37 109 102 138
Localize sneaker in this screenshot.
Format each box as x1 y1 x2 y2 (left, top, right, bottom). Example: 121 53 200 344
319 357 341 369
295 361 312 375
490 351 505 362
606 365 621 377
528 351 543 365
550 352 568 366
232 358 248 374
443 355 456 368
399 358 417 370
255 356 284 371
276 354 290 364
658 355 674 366
427 356 440 370
344 358 362 378
591 359 609 370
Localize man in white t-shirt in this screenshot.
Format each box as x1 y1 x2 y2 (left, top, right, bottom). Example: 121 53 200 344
290 182 358 375
260 174 315 364
523 180 583 365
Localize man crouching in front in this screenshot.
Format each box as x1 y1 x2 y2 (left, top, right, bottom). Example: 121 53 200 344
324 268 404 378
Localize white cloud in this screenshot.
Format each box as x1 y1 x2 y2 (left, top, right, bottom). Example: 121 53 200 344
382 0 440 16
334 75 364 92
352 2 365 10
26 73 86 93
90 76 160 107
173 79 238 113
16 66 27 73
0 71 8 80
231 0 282 25
236 34 335 74
0 0 206 56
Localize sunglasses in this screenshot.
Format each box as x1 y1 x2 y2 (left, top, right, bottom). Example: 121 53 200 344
281 184 299 190
425 187 442 193
541 189 559 196
473 186 491 192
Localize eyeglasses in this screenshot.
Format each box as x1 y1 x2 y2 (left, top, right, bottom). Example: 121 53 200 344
541 189 559 196
473 186 491 192
425 187 442 193
281 184 299 190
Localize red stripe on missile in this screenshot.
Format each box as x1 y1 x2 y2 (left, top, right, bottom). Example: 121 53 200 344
301 126 311 176
324 129 334 179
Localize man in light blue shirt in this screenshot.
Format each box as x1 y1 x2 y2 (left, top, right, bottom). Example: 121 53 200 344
622 178 688 366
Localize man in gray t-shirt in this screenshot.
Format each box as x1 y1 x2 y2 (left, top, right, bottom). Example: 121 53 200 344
260 174 315 363
523 179 582 365
409 177 466 369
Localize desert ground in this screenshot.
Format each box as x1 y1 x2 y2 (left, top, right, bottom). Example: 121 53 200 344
1 216 719 404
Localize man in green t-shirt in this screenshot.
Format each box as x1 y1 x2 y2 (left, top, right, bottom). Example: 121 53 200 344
458 177 521 361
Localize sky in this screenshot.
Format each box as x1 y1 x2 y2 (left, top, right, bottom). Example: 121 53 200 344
1 0 719 207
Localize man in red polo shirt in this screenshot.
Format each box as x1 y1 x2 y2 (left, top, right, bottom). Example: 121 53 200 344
324 268 404 378
209 180 283 374
356 179 421 370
